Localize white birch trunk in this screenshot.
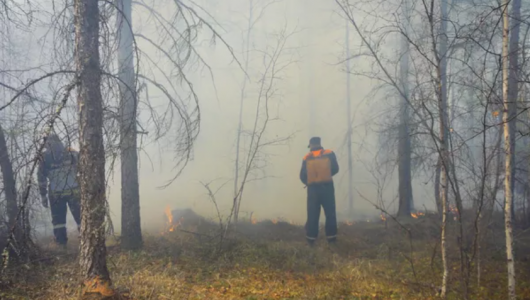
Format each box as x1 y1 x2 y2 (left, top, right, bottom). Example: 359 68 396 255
439 0 450 297
503 0 519 298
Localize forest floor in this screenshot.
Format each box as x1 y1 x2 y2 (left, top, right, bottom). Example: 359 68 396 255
2 211 530 300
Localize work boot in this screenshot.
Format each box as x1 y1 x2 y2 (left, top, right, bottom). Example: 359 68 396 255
48 241 68 256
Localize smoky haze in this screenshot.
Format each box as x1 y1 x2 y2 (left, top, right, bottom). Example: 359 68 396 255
2 0 435 233
104 0 434 233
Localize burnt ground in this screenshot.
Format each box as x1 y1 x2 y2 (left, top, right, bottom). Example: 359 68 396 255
2 210 530 299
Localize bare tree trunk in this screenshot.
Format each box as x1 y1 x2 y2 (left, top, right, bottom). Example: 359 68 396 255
117 0 142 250
397 0 413 217
75 0 113 297
346 18 354 217
0 124 17 234
492 126 503 210
438 0 450 297
435 157 442 213
502 0 517 298
439 140 449 299
508 0 521 224
525 106 530 228
0 123 25 261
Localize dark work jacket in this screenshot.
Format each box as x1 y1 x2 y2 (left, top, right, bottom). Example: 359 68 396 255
38 147 79 197
299 147 339 186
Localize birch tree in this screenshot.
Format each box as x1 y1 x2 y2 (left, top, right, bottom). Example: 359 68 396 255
507 0 521 223
75 0 113 296
333 0 487 296
502 0 518 298
437 0 450 296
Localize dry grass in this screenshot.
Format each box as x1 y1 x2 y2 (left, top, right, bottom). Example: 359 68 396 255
2 214 530 300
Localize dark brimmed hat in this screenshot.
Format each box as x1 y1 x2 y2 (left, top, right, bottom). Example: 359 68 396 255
308 137 321 148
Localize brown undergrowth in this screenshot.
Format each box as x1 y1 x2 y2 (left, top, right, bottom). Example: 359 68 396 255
2 212 530 299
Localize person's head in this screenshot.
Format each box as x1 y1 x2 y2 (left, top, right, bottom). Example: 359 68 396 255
307 137 322 150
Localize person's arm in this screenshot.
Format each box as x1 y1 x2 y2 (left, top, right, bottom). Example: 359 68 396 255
37 155 48 197
299 159 308 185
330 152 339 176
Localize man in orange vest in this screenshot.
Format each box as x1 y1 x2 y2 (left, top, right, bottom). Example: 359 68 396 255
300 137 339 246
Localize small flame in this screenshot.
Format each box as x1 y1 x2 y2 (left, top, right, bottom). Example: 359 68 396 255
165 205 173 224
380 213 387 221
163 205 180 233
346 221 354 226
272 218 278 224
410 211 425 219
251 215 257 224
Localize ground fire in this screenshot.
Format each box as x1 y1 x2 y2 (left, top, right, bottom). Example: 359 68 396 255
410 211 425 219
163 205 181 233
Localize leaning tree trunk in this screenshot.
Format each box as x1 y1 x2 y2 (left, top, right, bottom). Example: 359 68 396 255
75 0 113 297
502 0 518 298
117 0 142 250
397 0 413 217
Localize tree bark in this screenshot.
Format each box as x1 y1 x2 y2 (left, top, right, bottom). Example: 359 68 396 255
525 103 530 228
397 0 413 217
502 0 518 298
0 123 25 261
75 0 113 296
438 0 450 297
116 0 142 250
0 124 17 234
507 0 521 224
434 157 442 214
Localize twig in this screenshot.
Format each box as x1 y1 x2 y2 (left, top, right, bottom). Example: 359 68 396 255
0 80 76 274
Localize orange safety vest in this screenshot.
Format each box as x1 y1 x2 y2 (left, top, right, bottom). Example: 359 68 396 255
303 149 334 185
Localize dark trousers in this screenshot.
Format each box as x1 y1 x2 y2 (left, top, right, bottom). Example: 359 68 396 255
50 190 81 245
305 183 337 245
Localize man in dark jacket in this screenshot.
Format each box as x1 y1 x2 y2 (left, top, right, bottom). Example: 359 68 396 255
300 137 339 246
37 134 81 247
